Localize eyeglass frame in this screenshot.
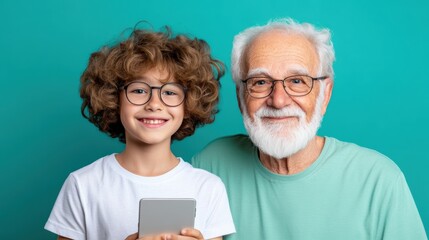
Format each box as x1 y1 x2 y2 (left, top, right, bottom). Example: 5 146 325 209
119 81 187 107
241 74 328 98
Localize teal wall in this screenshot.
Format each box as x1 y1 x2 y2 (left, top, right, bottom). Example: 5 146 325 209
1 0 428 238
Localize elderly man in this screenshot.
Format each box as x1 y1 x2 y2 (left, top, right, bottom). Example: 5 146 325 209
192 19 427 239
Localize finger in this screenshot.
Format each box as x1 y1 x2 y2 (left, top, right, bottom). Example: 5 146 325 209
180 228 203 239
125 233 138 240
162 234 173 240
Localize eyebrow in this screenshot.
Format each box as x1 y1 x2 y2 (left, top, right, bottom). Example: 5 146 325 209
246 68 270 78
246 65 310 79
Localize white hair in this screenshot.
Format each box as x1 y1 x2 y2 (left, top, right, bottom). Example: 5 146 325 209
231 18 335 88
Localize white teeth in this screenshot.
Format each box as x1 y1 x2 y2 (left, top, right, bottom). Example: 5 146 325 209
142 119 165 124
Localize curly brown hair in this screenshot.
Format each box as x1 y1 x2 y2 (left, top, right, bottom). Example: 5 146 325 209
80 26 224 143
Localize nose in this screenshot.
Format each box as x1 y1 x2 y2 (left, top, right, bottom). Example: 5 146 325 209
266 81 293 109
144 89 163 111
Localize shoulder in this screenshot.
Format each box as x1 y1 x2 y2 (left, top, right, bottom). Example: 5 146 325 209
325 137 402 177
197 134 253 156
67 154 114 182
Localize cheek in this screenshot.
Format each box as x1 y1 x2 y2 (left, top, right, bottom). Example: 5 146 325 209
173 106 185 122
119 105 133 128
245 97 264 118
297 91 319 122
119 94 138 125
119 96 130 114
304 104 315 122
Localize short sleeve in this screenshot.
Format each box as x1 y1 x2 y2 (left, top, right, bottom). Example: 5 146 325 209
44 174 86 240
382 172 427 239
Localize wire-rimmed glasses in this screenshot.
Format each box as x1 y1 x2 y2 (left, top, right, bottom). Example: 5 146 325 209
241 75 327 98
120 81 187 107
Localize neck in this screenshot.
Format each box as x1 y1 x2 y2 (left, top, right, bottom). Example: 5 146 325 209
259 136 325 175
116 139 179 177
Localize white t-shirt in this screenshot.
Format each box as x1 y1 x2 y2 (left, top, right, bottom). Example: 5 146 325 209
45 154 235 240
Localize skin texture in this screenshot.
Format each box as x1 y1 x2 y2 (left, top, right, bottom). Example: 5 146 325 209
240 29 333 175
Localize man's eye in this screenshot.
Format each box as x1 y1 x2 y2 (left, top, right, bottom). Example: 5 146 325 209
252 79 269 86
290 78 304 84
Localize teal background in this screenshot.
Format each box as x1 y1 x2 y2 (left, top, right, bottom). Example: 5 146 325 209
1 0 428 238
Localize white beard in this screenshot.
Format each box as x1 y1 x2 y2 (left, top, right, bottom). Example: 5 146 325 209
242 84 325 159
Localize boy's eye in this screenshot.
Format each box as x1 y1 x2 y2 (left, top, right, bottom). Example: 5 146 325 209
130 88 148 94
162 90 178 96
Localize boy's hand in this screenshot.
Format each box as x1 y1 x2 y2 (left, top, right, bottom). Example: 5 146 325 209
124 228 204 240
177 228 204 240
125 233 138 240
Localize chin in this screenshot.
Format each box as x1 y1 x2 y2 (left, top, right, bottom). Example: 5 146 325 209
243 107 323 159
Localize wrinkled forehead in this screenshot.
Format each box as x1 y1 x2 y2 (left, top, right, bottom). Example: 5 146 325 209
244 30 320 78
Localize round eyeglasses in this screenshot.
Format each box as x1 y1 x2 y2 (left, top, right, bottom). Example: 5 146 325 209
120 81 187 107
241 75 327 98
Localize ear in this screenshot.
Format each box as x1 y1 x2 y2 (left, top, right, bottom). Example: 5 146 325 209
236 86 243 114
321 77 333 116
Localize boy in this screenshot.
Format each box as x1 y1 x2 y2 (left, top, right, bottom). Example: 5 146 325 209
45 26 235 240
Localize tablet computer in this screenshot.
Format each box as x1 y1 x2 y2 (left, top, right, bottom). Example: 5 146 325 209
138 198 196 237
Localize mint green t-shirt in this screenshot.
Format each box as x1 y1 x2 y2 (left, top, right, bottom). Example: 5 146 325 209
192 135 427 240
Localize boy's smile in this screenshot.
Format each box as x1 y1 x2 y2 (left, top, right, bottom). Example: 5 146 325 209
139 118 168 127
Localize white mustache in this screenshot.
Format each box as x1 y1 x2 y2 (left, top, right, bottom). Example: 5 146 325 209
255 107 305 119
